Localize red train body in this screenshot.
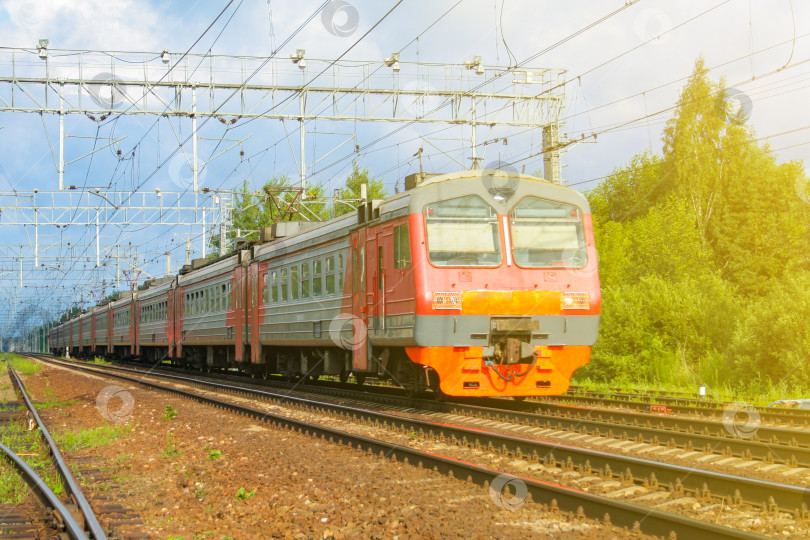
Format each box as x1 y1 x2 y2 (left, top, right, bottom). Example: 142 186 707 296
49 171 601 398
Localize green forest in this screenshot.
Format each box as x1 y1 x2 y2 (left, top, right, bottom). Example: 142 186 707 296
575 59 810 399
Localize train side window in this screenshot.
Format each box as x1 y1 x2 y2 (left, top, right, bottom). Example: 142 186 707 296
326 256 335 295
352 248 358 293
394 224 411 268
227 282 232 309
378 246 383 290
301 262 311 298
271 271 279 303
291 265 299 300
313 259 322 297
264 273 271 304
281 268 288 302
338 253 344 294
250 275 255 307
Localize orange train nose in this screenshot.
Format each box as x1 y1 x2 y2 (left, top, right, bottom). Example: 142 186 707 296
406 345 591 397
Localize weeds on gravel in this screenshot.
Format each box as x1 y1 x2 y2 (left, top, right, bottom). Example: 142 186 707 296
235 486 256 500
162 404 178 420
0 420 64 500
34 398 79 410
208 449 222 461
0 463 27 503
54 424 131 452
91 357 111 365
163 431 181 458
0 353 41 376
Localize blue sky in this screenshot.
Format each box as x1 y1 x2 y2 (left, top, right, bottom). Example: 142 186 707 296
0 0 808 335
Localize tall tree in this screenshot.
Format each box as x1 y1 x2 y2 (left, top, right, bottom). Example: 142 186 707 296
334 161 388 216
587 151 666 224
209 175 328 251
661 58 727 237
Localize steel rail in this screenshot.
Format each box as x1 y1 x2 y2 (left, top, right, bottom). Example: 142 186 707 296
32 355 769 540
0 441 88 539
539 393 810 426
7 361 108 540
567 387 810 419
36 356 810 517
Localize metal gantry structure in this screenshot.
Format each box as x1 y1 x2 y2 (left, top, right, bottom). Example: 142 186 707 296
0 46 568 344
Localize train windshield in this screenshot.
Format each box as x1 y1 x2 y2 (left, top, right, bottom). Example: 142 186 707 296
425 195 502 267
510 197 586 268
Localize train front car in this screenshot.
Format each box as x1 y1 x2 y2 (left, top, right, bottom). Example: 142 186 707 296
405 170 600 398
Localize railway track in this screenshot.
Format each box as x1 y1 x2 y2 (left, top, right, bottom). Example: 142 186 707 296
539 392 810 427
30 354 800 538
108 356 810 468
1 360 106 539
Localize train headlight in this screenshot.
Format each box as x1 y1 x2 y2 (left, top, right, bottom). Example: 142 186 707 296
433 292 462 310
561 292 590 310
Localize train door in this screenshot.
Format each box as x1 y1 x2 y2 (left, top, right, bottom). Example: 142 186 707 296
350 229 369 371
373 231 386 334
248 262 262 364
174 288 184 359
231 268 245 363
130 300 138 357
91 315 97 355
106 308 113 353
167 288 175 358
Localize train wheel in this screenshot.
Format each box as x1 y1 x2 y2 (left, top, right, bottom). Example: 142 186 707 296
354 373 366 385
338 368 350 383
397 361 420 398
426 368 446 401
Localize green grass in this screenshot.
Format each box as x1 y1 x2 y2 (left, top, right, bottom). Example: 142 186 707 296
235 486 256 500
162 404 178 421
90 357 111 365
33 398 79 410
163 431 181 458
0 353 41 376
53 424 131 452
0 421 64 502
